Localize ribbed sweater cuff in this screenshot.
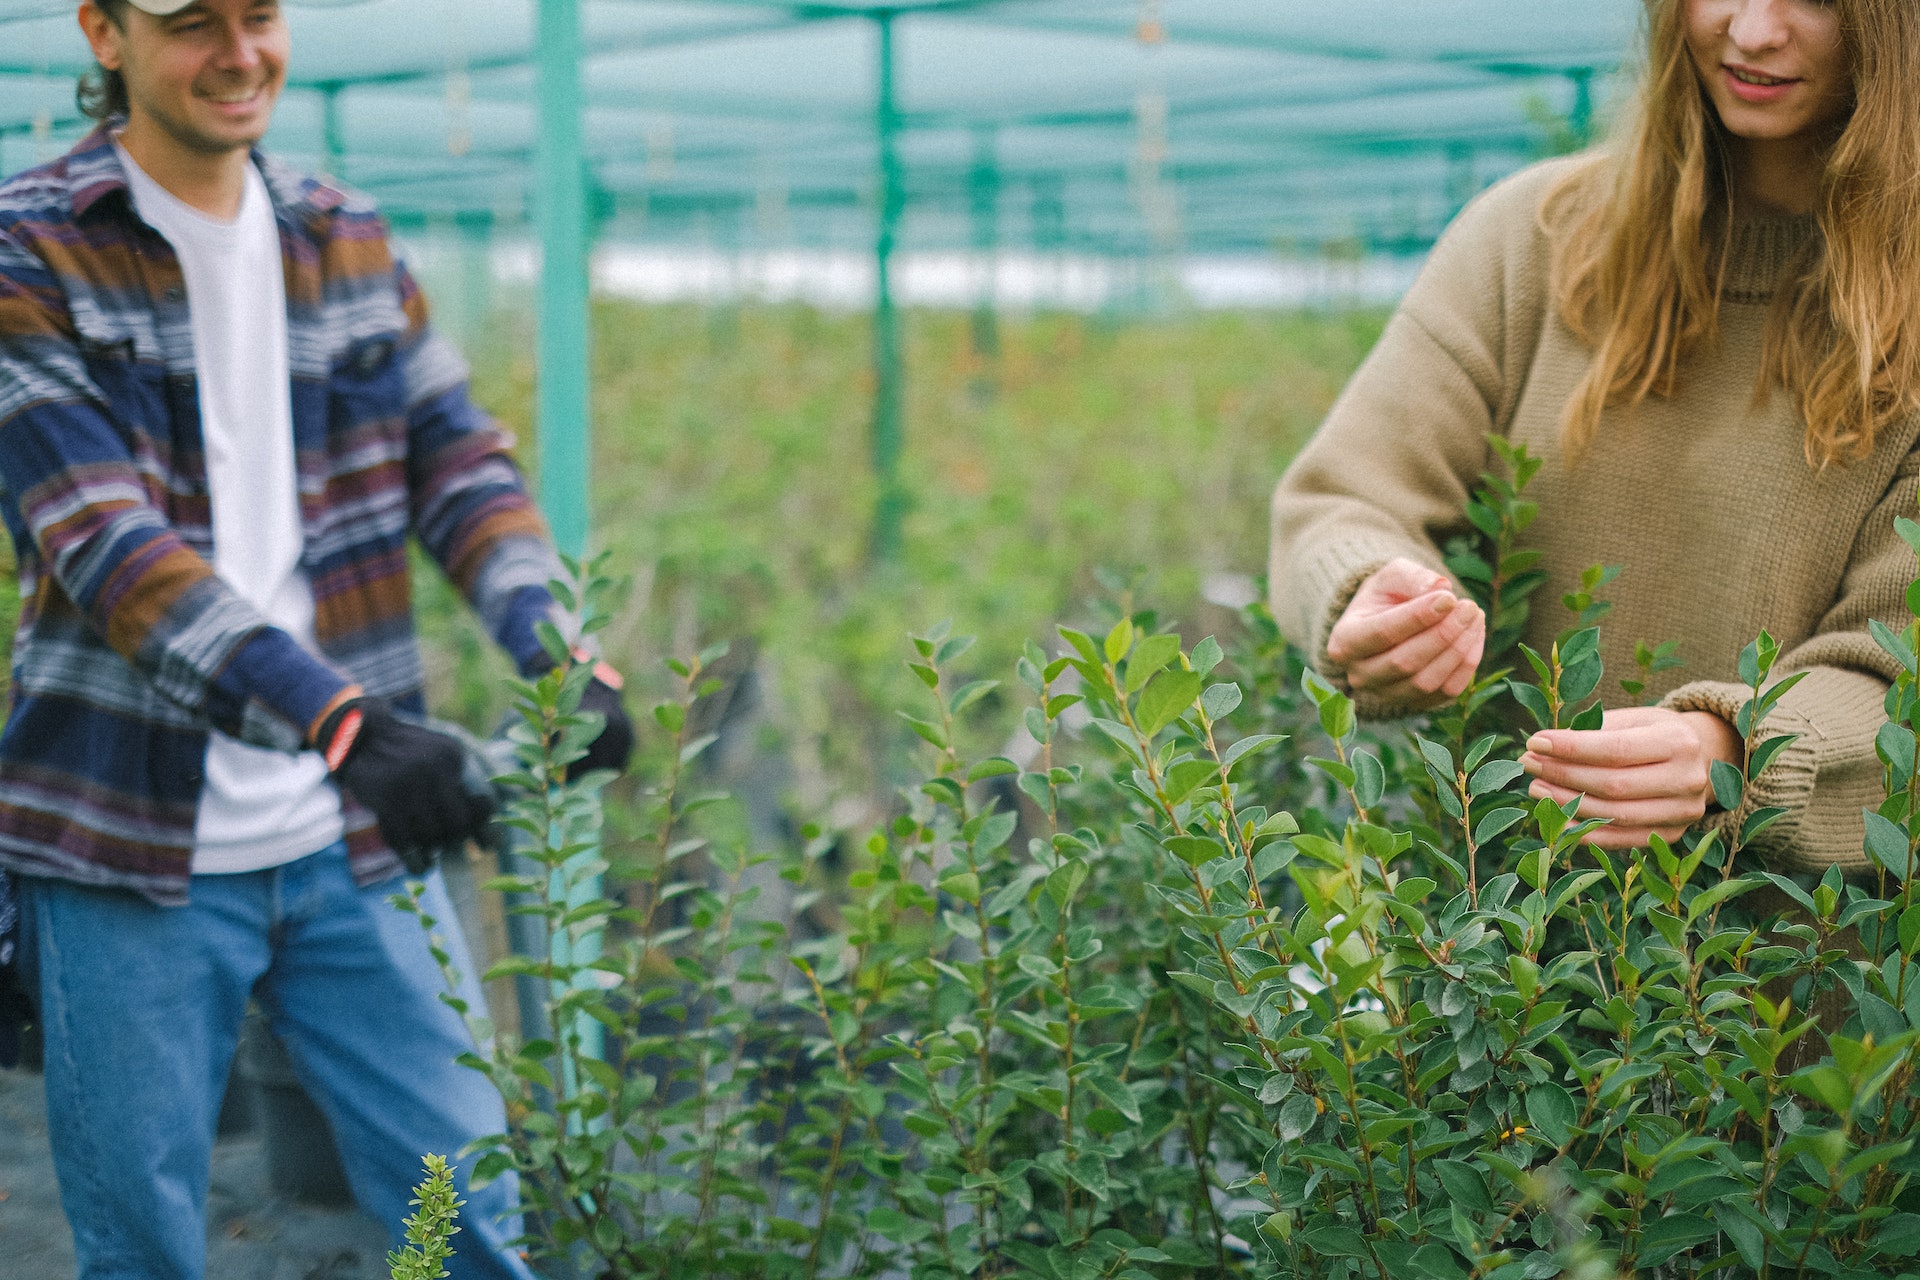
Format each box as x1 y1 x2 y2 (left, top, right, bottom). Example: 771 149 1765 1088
1661 678 1869 876
1283 534 1449 721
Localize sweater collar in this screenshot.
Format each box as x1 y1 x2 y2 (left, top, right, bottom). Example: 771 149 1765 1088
1721 208 1817 304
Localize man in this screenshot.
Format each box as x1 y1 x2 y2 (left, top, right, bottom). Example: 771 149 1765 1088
0 1 632 1276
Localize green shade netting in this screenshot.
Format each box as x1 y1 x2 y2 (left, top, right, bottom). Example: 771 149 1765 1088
0 0 1639 254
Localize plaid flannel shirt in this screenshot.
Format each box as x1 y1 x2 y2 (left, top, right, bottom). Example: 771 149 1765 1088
0 128 560 903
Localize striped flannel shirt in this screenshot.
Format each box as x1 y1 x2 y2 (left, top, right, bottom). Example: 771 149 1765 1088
0 128 561 903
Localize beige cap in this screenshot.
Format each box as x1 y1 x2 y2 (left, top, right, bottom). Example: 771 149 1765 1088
123 0 200 14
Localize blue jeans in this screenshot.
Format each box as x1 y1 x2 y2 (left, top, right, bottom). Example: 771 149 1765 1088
18 844 535 1280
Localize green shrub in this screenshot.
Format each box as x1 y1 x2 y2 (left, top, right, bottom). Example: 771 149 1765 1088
413 479 1920 1279
388 1153 463 1280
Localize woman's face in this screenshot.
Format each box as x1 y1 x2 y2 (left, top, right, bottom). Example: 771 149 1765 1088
1685 0 1853 147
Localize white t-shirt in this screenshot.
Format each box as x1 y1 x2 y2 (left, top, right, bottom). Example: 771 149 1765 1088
117 144 345 874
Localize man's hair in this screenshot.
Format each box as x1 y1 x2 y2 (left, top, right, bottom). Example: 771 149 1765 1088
76 0 132 123
1543 0 1920 468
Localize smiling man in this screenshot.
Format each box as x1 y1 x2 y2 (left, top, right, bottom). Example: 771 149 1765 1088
0 2 632 1277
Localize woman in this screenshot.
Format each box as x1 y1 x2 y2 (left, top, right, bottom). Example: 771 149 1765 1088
1269 0 1920 871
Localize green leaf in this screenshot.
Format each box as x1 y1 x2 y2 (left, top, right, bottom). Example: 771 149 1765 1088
899 712 947 749
1223 734 1286 768
1509 681 1552 729
1317 688 1356 744
1162 759 1220 806
1432 1159 1492 1212
1872 1211 1920 1258
1136 670 1202 738
1709 759 1744 811
1879 721 1917 779
967 757 1019 782
1789 1063 1855 1115
948 679 1000 716
1353 751 1385 810
1191 635 1224 678
1307 756 1357 789
1084 1073 1142 1124
1872 618 1919 675
1125 634 1181 692
1166 836 1226 868
1865 809 1915 880
1747 733 1799 782
1200 681 1242 722
1104 618 1135 664
1046 858 1090 908
1636 1213 1717 1268
1472 807 1527 847
1525 1081 1576 1146
1468 759 1526 797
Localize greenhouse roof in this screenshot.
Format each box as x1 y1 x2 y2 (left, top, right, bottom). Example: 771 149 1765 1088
0 0 1644 256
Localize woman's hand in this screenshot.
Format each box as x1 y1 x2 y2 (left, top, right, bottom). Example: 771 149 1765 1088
1326 557 1485 709
1521 706 1744 850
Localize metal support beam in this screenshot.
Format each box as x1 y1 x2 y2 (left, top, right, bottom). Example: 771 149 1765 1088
1569 67 1595 148
868 9 907 562
455 209 495 349
320 82 345 180
536 0 591 558
968 124 999 362
534 0 604 1106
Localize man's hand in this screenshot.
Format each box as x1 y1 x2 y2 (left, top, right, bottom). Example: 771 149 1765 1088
576 672 634 777
1325 557 1485 709
1521 706 1743 850
317 698 495 871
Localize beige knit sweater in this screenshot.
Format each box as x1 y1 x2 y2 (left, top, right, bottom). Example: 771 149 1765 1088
1269 156 1920 876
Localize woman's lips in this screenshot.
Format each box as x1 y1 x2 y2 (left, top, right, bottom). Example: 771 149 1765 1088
1723 64 1799 104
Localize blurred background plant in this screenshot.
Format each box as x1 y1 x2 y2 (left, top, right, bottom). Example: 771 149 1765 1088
411 301 1384 818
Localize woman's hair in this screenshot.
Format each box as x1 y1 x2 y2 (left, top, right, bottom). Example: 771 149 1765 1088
1544 0 1920 466
76 0 131 123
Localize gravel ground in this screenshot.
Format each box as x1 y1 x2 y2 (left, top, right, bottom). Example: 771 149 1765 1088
0 1059 392 1280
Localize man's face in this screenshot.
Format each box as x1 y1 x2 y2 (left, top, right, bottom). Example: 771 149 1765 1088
81 0 289 157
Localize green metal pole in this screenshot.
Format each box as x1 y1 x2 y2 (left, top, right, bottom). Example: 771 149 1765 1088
968 124 999 363
1569 68 1595 149
320 82 344 180
455 209 494 350
534 0 604 1100
868 10 906 562
537 0 590 558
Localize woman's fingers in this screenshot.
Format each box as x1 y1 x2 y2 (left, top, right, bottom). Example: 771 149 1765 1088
1521 754 1703 801
1524 719 1688 769
1344 598 1482 689
1329 589 1459 665
1525 777 1704 826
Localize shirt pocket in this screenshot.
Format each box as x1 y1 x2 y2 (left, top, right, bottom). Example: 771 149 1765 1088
325 333 404 437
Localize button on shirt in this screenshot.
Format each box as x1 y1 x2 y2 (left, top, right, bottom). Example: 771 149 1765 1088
116 144 344 873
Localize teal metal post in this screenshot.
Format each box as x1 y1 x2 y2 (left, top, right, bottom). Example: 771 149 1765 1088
1569 68 1595 149
534 0 605 1097
968 124 999 362
869 10 906 562
537 0 591 557
320 82 344 180
455 209 495 350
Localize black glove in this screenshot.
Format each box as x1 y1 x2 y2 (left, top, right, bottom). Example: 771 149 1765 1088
317 698 495 873
577 673 634 776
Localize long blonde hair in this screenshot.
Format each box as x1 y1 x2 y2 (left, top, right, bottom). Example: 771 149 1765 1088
1545 0 1920 466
